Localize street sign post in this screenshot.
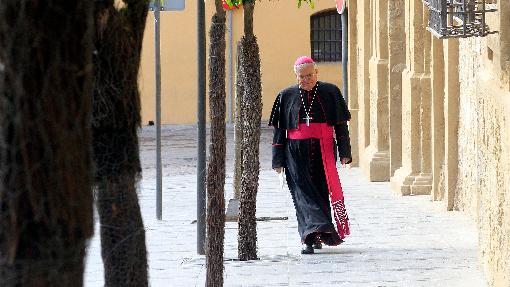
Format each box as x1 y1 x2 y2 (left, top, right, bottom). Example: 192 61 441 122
336 0 348 106
151 0 185 221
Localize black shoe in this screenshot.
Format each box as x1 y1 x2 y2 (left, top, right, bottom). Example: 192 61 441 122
301 244 314 254
312 241 322 249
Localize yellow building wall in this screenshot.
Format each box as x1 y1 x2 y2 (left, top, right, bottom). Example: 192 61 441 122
139 0 343 125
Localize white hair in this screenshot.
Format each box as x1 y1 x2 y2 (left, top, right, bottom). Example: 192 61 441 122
293 62 317 73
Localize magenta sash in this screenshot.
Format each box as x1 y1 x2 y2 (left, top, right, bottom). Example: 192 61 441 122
287 123 350 239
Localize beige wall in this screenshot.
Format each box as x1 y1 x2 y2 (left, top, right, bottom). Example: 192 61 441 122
456 50 510 285
139 1 343 125
456 3 510 285
349 0 510 286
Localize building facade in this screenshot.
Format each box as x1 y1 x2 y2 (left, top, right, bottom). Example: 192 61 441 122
139 0 345 125
137 0 509 285
348 1 510 286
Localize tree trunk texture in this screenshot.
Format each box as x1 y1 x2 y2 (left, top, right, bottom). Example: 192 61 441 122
206 11 227 287
238 34 262 261
0 2 94 286
233 42 245 200
243 1 255 37
96 176 147 286
92 1 149 286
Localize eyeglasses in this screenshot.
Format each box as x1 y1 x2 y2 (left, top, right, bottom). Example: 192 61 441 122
297 72 316 81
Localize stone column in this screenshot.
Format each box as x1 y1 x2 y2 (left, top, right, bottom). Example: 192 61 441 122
443 38 459 210
390 0 426 195
388 0 406 177
363 0 390 181
347 0 360 166
412 9 433 195
431 37 445 201
356 0 372 167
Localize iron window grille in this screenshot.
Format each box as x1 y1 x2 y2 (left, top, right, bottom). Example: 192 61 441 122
311 10 342 62
423 0 497 38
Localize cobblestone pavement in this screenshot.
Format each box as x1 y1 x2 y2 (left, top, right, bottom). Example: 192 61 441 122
84 125 487 287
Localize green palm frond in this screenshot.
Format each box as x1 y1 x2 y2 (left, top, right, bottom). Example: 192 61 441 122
297 0 315 9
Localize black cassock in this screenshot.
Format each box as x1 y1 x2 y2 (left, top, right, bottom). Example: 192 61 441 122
269 81 351 246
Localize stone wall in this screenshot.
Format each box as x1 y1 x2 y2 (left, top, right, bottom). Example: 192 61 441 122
457 37 510 287
349 0 510 285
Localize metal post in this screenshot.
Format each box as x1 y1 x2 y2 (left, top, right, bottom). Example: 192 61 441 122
197 0 207 255
462 0 467 36
228 10 234 124
155 0 163 220
341 9 348 106
481 0 486 36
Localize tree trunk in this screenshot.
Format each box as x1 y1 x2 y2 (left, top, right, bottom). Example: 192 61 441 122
96 176 147 286
0 2 94 286
92 1 149 286
238 3 262 259
206 7 227 287
233 42 245 200
243 1 255 37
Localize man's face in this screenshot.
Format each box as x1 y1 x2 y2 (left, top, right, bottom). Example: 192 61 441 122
295 63 318 91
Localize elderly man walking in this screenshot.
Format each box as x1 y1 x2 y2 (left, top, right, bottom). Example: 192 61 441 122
269 56 352 254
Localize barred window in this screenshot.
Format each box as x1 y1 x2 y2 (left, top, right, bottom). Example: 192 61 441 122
423 0 497 38
311 10 342 62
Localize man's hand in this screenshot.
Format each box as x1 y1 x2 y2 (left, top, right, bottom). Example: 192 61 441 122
340 157 350 167
274 167 283 174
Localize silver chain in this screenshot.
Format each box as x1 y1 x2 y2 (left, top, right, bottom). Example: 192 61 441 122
299 83 318 125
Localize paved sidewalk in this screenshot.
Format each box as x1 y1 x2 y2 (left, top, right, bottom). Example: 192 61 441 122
84 125 487 287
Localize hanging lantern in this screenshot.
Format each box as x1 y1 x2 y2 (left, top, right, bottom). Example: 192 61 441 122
222 0 242 10
423 0 497 38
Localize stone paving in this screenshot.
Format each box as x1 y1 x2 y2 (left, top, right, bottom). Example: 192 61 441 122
84 125 487 287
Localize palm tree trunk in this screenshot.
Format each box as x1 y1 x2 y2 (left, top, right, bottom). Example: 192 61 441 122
238 1 262 261
0 2 94 286
92 1 149 286
205 5 227 286
233 42 245 201
96 175 147 286
243 1 255 37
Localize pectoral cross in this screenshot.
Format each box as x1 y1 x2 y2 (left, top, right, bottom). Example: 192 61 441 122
303 114 313 126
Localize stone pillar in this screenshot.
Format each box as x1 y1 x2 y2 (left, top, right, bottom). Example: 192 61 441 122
356 0 372 167
388 0 406 177
443 38 459 210
347 0 360 166
390 0 426 195
363 0 390 181
412 9 433 195
431 37 445 201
